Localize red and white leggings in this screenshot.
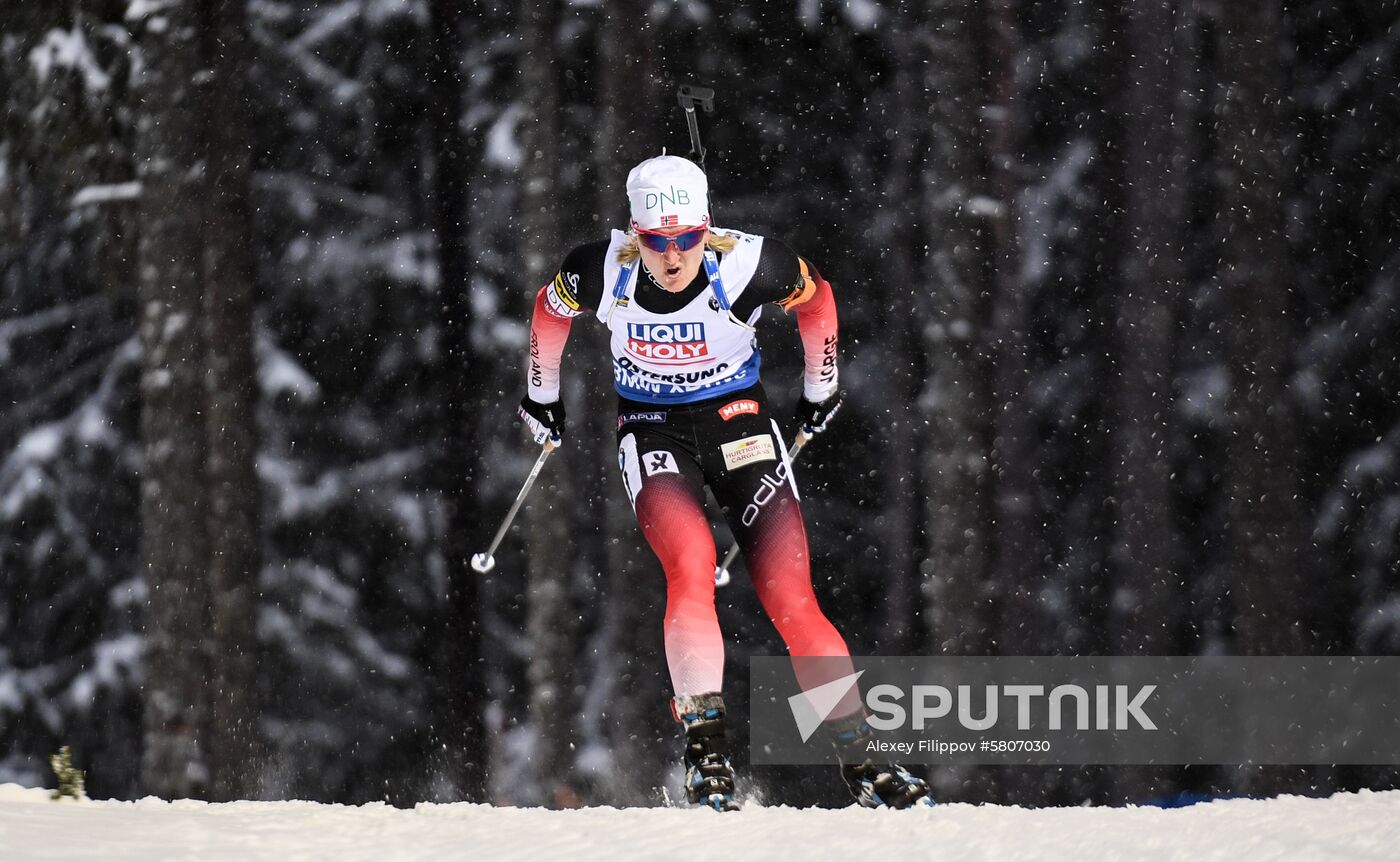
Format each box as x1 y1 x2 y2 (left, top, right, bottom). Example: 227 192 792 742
617 385 861 718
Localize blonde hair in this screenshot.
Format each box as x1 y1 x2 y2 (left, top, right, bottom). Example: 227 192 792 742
616 229 737 264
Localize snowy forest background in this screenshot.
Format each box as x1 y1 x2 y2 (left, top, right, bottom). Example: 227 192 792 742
1 0 1398 809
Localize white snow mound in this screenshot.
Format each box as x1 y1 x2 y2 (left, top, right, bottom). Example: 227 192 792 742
2 783 1398 861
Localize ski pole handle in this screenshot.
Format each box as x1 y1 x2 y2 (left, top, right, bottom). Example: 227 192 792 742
471 439 557 573
714 430 811 587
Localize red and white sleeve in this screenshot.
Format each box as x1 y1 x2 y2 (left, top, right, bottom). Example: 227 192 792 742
790 259 839 401
527 285 575 403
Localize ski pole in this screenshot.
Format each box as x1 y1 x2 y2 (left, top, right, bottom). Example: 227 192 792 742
714 429 812 587
471 438 558 573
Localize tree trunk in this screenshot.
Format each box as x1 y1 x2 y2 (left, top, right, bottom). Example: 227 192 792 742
868 18 927 656
426 0 490 803
985 0 1044 661
921 0 994 660
133 0 213 801
1215 0 1308 658
1215 0 1313 800
919 0 998 805
1105 0 1191 805
199 0 263 803
1109 1 1189 653
592 1 673 805
517 0 580 807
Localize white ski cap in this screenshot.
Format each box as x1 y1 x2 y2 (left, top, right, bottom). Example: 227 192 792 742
626 155 709 231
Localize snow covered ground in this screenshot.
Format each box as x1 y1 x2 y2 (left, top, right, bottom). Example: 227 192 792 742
2 783 1398 861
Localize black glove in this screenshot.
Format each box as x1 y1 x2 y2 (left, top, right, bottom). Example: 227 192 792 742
518 396 565 445
795 389 843 434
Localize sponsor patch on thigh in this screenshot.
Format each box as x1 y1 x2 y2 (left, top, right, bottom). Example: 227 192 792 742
720 434 776 471
642 450 680 477
618 411 666 431
718 399 760 421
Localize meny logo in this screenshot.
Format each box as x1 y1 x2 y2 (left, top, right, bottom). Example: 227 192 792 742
718 399 759 421
626 322 709 364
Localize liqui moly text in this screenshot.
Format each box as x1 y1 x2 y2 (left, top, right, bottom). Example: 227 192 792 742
626 322 709 364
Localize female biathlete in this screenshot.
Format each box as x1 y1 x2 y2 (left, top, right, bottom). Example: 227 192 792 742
518 155 931 811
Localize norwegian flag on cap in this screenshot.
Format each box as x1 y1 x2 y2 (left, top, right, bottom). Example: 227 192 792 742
659 214 679 227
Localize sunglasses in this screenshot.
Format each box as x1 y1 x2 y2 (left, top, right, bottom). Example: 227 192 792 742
635 225 708 253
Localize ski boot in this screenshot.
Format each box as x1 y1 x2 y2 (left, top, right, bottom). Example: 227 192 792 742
826 712 934 809
673 692 741 812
